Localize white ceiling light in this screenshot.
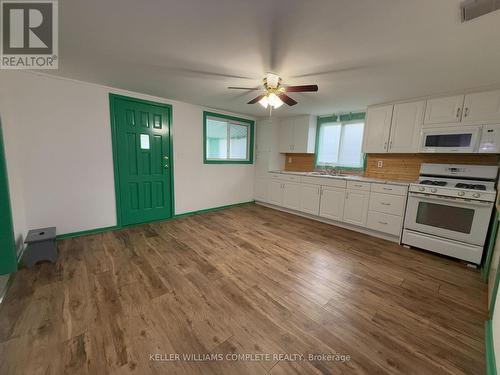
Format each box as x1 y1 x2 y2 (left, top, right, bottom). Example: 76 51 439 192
259 96 269 108
259 92 283 109
268 93 283 108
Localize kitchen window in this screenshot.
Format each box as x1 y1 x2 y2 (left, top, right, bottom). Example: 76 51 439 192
203 112 254 164
315 113 365 169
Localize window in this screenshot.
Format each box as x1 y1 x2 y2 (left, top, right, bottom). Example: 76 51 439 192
203 112 254 164
316 116 365 169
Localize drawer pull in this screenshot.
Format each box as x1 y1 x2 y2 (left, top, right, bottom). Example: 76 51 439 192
378 221 388 225
382 187 393 191
381 202 391 206
354 184 363 187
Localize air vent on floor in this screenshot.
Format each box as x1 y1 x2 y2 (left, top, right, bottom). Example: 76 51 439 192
461 0 500 22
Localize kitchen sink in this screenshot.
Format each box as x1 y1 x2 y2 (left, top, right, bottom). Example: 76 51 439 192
308 172 348 177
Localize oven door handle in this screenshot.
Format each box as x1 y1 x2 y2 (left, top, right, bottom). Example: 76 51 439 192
409 192 493 207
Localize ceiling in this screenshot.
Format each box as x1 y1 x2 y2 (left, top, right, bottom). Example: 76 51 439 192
48 0 500 117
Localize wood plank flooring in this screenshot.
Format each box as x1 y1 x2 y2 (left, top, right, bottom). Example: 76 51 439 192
0 204 488 374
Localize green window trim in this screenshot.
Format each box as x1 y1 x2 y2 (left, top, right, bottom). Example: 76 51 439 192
203 111 254 164
314 112 366 172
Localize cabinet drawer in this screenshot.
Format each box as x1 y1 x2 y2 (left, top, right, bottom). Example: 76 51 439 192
268 173 301 182
366 211 402 236
370 183 408 196
301 176 346 188
347 181 371 191
369 192 406 215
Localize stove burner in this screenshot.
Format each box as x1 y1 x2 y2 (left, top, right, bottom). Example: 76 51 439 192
455 183 487 190
420 180 447 186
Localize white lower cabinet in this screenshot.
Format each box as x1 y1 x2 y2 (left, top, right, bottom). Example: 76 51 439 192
319 186 346 221
343 189 370 227
260 174 409 240
254 177 268 202
300 184 321 215
366 211 402 237
268 180 283 206
282 182 301 210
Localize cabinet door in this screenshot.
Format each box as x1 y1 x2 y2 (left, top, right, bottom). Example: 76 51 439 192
424 95 464 125
254 178 268 202
463 90 500 124
319 186 346 221
388 101 425 153
282 182 301 210
343 189 369 227
268 180 283 206
278 120 294 153
363 105 393 153
300 184 321 215
292 116 316 153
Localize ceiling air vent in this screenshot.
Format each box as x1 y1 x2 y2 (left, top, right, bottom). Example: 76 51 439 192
461 0 500 22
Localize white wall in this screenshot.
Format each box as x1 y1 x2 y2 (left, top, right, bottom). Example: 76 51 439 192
0 71 255 236
0 83 26 255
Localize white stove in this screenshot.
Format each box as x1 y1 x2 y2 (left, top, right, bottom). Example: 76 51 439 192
403 163 498 264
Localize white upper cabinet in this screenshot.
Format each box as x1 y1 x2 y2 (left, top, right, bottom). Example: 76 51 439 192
362 105 393 153
424 95 465 125
462 90 500 124
279 115 317 153
388 101 425 153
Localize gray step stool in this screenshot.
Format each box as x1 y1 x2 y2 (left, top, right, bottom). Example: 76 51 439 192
23 227 57 267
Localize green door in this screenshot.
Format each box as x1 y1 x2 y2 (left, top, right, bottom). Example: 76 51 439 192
0 120 17 275
110 95 173 226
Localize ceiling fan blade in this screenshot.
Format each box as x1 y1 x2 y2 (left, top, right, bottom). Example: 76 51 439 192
228 86 260 90
247 94 266 104
278 93 298 106
285 85 319 93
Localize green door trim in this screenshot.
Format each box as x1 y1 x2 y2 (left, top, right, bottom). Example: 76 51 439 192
109 93 175 227
485 319 497 375
0 120 17 275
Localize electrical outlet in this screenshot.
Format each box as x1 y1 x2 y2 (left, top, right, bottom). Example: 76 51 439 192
377 160 384 168
288 157 292 163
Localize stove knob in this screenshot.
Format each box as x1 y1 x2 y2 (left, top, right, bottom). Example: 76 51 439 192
418 187 425 192
458 191 465 196
431 188 437 193
473 193 480 198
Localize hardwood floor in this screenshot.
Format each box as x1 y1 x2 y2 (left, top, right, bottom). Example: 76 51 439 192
0 204 487 374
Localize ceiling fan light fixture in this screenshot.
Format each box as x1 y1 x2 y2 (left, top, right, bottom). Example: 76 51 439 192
268 93 283 109
259 96 269 108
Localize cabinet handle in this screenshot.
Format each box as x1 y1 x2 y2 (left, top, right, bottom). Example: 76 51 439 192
381 202 391 206
378 221 388 225
456 107 461 119
389 140 393 149
464 107 469 118
354 184 363 187
384 141 388 150
382 187 393 191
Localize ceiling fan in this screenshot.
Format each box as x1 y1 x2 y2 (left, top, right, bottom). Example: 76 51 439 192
228 73 318 110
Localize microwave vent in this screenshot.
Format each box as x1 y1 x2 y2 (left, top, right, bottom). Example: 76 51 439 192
461 0 500 22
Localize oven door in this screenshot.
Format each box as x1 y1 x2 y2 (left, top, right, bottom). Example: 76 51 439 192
404 192 493 245
420 126 480 153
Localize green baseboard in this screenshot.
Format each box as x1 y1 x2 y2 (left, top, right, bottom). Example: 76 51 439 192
56 201 255 240
486 319 497 375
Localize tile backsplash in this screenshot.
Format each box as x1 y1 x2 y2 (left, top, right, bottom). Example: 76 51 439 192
284 153 500 181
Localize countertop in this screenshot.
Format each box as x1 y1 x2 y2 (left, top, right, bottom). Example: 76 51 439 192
269 170 415 186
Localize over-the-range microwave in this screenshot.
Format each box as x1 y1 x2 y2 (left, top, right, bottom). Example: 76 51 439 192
420 124 500 153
